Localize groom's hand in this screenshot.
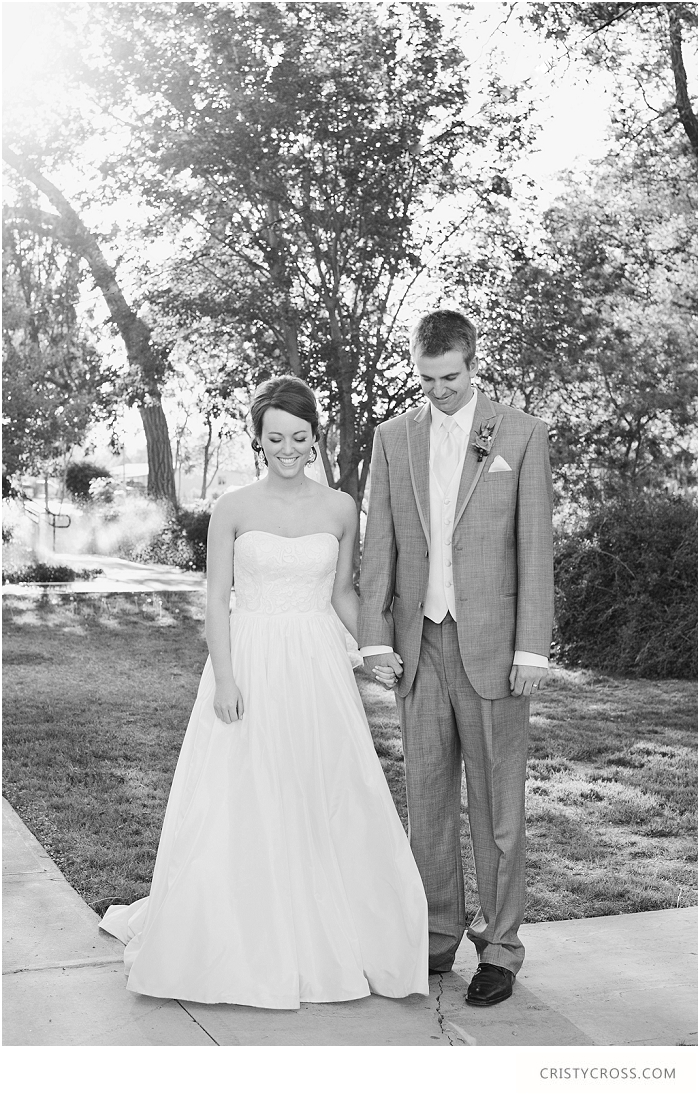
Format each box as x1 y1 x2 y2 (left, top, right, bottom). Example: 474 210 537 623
509 664 547 697
363 651 404 690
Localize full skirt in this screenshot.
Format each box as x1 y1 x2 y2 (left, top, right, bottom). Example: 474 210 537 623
99 608 429 1008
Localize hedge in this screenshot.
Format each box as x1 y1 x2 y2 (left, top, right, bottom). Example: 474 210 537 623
554 495 697 679
66 461 112 501
135 505 211 572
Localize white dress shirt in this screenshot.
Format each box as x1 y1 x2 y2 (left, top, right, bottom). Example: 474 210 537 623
424 395 477 622
361 391 548 669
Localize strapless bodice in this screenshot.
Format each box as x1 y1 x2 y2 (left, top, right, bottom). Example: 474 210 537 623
233 530 339 615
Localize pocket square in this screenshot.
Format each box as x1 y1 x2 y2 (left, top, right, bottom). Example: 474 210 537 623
488 455 512 473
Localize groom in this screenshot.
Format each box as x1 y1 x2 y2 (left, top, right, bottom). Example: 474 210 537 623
358 309 554 1007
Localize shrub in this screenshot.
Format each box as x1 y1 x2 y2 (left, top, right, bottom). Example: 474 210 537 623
178 506 211 571
66 461 112 502
554 495 697 679
133 504 211 572
2 562 103 584
2 475 20 499
88 477 115 504
134 517 195 570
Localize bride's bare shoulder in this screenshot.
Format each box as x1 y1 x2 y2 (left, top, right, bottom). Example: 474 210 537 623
211 483 261 525
312 481 356 522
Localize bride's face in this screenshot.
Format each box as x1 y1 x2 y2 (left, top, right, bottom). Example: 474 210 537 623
260 407 316 478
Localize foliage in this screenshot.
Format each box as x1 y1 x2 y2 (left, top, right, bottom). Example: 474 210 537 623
75 0 535 501
130 503 212 572
2 2 179 503
2 475 21 500
554 495 697 679
475 3 698 504
177 506 211 572
65 460 112 501
88 477 116 504
2 562 103 584
1 2 695 515
444 123 696 503
523 2 698 155
2 201 116 480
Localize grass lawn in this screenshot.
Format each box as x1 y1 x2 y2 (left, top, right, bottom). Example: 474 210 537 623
3 591 697 921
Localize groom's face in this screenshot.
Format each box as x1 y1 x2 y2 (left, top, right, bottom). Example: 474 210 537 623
413 346 476 416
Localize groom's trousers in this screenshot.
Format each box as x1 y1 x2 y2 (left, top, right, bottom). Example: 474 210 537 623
396 615 529 975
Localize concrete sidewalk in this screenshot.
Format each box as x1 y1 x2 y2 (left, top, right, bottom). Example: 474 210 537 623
2 552 206 594
3 798 697 1047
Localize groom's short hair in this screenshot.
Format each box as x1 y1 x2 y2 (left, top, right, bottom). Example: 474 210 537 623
410 310 477 367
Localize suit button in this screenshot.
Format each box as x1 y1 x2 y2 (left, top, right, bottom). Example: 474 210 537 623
418 601 423 609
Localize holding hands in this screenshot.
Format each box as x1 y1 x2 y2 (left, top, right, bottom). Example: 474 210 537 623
363 651 404 691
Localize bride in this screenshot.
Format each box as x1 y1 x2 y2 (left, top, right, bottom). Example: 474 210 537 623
99 375 429 1008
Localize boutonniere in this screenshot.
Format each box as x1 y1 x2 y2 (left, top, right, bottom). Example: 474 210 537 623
473 417 497 462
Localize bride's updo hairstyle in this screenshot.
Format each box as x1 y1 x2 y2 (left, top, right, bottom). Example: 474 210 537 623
250 375 320 463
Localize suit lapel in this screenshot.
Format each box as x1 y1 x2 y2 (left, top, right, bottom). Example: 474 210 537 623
406 403 431 546
453 390 502 529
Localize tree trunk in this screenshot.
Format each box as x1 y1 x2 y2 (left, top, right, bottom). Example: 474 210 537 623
668 7 698 153
317 433 337 489
3 148 178 504
265 201 302 374
334 367 361 574
139 402 176 509
200 417 213 499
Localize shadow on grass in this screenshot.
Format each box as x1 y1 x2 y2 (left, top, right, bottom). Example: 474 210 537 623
3 592 697 922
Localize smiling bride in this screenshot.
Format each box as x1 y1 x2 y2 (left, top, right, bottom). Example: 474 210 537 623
99 375 429 1008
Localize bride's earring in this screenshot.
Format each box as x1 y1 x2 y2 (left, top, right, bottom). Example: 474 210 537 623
306 446 318 465
252 438 268 466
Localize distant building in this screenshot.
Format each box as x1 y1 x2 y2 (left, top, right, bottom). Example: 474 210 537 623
109 462 150 490
108 462 255 502
176 467 254 502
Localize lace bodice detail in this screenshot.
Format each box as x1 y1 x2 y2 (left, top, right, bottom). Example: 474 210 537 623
233 531 338 614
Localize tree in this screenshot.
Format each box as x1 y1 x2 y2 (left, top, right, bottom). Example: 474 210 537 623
442 129 696 504
75 0 535 505
523 2 698 154
2 200 115 490
3 150 178 504
2 4 179 504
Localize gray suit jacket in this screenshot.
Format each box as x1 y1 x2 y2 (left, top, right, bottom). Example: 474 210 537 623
358 390 554 700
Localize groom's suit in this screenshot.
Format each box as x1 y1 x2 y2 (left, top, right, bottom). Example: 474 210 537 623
358 388 554 973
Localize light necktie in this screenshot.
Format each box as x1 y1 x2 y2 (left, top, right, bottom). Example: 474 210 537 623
434 419 461 491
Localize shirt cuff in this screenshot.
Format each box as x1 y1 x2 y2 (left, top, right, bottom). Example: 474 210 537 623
359 645 394 658
513 651 549 667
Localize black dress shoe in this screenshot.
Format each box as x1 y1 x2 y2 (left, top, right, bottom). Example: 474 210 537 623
466 963 515 1006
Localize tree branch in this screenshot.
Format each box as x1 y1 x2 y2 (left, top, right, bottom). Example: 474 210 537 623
583 3 641 40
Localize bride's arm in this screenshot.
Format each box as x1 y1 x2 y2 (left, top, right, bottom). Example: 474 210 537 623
205 494 244 723
330 493 360 641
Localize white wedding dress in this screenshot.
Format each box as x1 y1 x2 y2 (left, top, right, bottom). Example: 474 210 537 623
99 530 429 1008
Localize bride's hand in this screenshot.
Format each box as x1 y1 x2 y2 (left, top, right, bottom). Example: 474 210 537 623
214 683 244 724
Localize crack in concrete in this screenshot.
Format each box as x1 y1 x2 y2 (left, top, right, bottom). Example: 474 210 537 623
434 974 455 1046
177 1001 221 1046
4 956 121 975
